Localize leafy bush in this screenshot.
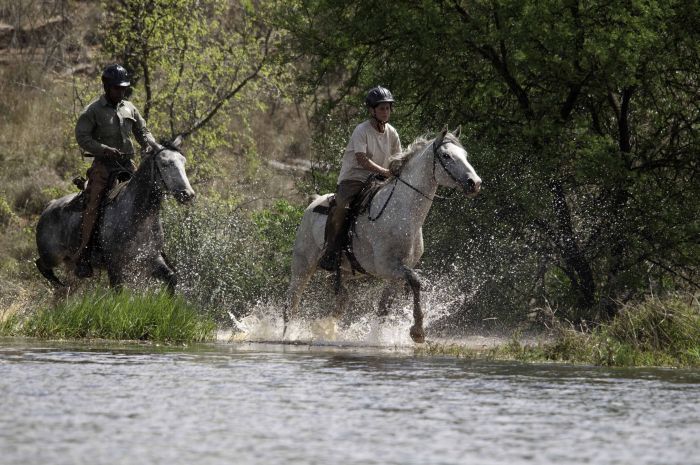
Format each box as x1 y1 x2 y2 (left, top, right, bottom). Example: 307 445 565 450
0 195 16 227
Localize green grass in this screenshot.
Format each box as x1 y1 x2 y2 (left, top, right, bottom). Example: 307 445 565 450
7 290 216 343
418 294 700 368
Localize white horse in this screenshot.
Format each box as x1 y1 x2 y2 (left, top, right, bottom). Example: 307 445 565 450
285 127 482 342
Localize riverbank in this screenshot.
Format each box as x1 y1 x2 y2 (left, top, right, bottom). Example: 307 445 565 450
419 294 700 368
2 291 697 368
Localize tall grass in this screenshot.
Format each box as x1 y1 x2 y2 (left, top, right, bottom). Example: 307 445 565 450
19 290 216 343
418 293 700 368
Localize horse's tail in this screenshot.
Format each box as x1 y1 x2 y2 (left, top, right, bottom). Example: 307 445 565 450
35 258 65 288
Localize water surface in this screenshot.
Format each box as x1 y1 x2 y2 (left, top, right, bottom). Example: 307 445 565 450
1 338 698 465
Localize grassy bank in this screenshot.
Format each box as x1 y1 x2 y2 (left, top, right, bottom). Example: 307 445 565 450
419 294 700 368
0 290 216 344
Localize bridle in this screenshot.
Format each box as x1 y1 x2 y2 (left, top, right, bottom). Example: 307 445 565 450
368 138 462 221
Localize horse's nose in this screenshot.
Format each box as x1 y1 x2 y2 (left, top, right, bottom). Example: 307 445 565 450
176 189 195 203
466 177 482 195
472 178 482 194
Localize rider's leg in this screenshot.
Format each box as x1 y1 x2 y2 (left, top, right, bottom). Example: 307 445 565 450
74 161 109 278
320 180 364 269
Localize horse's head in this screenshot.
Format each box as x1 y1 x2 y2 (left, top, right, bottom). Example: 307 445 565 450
433 127 481 197
148 135 196 204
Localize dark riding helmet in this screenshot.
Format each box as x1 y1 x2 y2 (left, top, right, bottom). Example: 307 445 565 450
101 64 130 88
365 86 395 108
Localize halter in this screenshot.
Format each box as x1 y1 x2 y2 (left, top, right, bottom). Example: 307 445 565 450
368 138 461 221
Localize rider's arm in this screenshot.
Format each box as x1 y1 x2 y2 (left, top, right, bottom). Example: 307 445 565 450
131 106 157 150
355 152 391 178
75 106 120 158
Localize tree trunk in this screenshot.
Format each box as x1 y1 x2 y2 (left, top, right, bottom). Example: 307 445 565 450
551 181 596 316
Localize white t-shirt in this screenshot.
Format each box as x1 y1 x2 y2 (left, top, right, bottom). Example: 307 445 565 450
338 120 401 183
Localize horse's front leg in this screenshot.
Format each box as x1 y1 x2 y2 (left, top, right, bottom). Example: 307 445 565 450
404 267 425 343
107 266 125 293
152 254 177 294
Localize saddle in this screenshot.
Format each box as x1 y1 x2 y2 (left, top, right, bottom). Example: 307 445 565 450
64 170 133 212
313 174 390 273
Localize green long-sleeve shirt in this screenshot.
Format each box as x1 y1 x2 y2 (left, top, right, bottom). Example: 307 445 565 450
75 95 156 167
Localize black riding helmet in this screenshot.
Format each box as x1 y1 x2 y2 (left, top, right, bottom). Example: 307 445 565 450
365 86 395 108
101 64 130 88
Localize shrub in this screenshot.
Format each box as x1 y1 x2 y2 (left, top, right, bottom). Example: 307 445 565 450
0 195 16 227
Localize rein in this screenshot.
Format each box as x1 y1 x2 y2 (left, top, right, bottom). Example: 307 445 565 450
368 140 457 221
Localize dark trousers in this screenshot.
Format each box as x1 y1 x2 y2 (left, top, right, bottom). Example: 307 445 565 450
325 179 366 250
76 159 135 256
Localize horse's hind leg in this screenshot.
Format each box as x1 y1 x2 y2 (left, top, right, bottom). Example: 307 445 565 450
332 281 349 319
404 267 425 343
35 258 65 288
152 254 177 294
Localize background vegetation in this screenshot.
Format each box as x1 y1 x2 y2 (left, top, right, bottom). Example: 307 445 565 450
0 1 697 348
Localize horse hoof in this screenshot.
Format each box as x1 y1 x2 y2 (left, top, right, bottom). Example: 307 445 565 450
410 325 425 343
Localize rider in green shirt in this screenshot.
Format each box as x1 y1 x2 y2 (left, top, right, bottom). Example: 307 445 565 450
73 64 156 278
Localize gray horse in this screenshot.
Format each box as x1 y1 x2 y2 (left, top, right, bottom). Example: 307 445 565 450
285 128 481 343
35 136 195 292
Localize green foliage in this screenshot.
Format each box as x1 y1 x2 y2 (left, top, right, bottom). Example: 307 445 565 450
252 199 305 286
603 294 700 362
162 198 302 320
0 312 20 336
20 289 215 343
0 195 16 228
416 293 700 367
101 0 292 179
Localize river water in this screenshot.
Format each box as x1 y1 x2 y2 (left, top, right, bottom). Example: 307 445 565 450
1 338 698 465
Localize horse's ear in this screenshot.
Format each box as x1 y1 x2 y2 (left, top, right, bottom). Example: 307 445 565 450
453 125 461 138
172 134 184 149
435 126 448 145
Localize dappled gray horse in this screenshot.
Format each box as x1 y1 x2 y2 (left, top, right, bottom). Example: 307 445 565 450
35 136 195 292
285 128 482 342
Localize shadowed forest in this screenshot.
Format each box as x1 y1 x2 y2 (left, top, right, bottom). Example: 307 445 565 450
1 0 698 336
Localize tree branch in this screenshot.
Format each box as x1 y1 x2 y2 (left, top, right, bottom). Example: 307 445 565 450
179 29 273 140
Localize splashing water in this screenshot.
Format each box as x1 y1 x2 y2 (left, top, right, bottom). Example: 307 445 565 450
222 269 484 348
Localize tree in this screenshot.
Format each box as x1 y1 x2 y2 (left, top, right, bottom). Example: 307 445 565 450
276 0 700 321
102 0 289 179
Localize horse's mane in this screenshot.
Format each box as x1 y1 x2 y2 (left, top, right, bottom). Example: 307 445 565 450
389 132 463 174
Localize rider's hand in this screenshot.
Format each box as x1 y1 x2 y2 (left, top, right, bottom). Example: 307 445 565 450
389 162 402 177
102 147 121 158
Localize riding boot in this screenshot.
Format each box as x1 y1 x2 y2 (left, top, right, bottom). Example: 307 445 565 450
319 205 348 271
74 210 98 278
75 246 94 279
